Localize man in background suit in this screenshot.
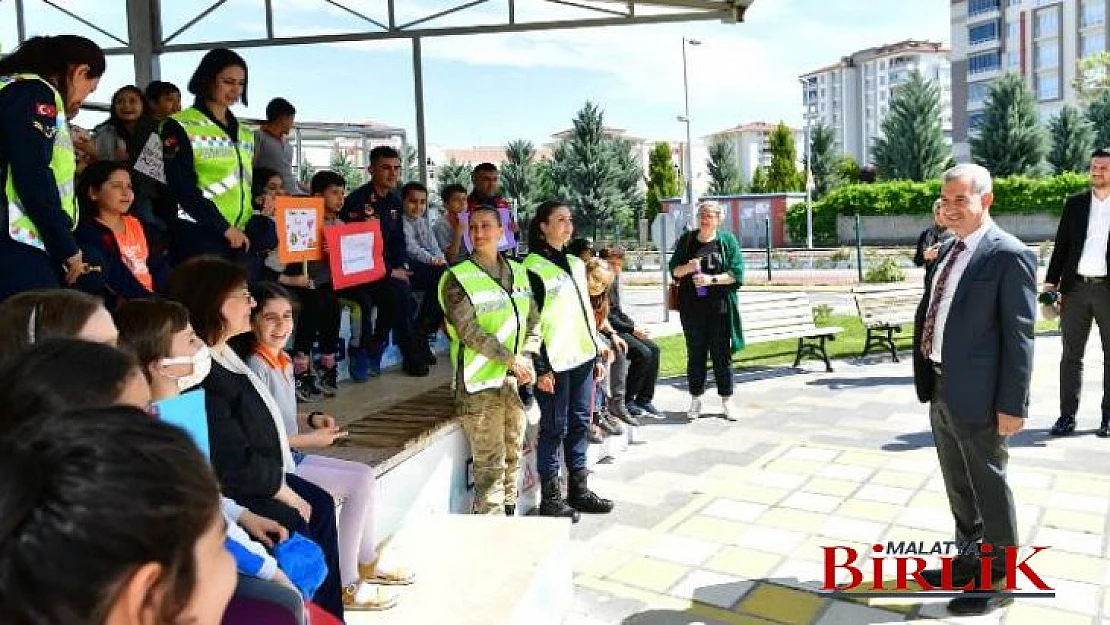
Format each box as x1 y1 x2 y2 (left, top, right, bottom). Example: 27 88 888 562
1045 149 1110 437
912 163 1036 616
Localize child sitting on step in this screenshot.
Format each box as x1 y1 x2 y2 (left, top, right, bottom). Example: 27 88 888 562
237 282 416 612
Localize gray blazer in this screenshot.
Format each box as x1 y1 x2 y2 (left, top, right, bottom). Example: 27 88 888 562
912 224 1037 425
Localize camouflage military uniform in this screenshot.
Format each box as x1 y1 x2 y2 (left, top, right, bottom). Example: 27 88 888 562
442 255 541 514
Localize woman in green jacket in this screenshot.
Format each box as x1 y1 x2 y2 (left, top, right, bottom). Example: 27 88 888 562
669 200 745 422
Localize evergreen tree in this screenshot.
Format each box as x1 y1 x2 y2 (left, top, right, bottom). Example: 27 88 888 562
971 72 1048 176
547 101 632 238
809 122 840 197
502 139 541 221
297 153 313 188
645 142 683 223
609 136 644 229
329 149 363 190
435 158 472 195
1085 90 1110 153
870 70 950 181
400 144 420 184
705 140 743 196
1048 105 1095 173
749 165 769 193
765 122 801 192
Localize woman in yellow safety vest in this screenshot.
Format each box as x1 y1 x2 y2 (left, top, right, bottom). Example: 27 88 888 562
524 200 614 522
439 205 541 516
0 35 104 302
161 48 254 264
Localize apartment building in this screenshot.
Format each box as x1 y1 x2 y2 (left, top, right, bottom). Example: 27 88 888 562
800 40 952 165
951 0 1108 160
704 122 806 186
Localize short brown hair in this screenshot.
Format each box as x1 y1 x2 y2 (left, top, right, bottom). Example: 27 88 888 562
166 256 248 345
0 289 102 364
114 299 191 380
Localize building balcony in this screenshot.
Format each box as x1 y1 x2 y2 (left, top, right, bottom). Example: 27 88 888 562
967 37 1002 54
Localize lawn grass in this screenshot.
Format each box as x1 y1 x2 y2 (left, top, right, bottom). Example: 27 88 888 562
657 315 1062 378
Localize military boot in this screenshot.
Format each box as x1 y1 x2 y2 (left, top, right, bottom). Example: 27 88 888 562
539 478 580 523
567 469 613 514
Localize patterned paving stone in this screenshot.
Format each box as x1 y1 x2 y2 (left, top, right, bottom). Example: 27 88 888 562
568 334 1110 623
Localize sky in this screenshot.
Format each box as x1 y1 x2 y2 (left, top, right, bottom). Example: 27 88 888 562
0 0 951 149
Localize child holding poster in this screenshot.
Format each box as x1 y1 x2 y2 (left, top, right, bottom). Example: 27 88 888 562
401 182 446 364
279 170 347 400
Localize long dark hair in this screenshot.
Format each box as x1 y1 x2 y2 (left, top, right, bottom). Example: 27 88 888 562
187 48 249 106
527 200 568 251
76 160 131 219
0 338 139 435
0 407 221 625
106 85 150 135
0 35 105 101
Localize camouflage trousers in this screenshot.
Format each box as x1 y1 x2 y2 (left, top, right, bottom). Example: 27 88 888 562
456 377 527 515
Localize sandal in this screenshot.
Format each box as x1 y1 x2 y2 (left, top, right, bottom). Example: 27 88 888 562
360 564 416 586
343 583 398 611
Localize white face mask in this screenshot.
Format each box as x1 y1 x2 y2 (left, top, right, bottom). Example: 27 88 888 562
160 345 213 391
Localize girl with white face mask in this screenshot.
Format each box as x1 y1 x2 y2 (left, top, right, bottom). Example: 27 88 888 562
113 298 312 624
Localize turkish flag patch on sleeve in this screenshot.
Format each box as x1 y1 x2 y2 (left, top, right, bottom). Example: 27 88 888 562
34 103 57 117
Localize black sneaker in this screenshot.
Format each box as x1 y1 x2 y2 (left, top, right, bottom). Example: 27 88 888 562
295 371 322 403
317 364 339 397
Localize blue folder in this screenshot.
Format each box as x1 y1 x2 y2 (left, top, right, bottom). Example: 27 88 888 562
155 389 210 460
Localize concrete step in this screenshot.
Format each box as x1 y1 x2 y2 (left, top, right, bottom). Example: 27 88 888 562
347 514 573 625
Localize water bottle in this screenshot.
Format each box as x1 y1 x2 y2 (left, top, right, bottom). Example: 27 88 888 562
694 264 708 297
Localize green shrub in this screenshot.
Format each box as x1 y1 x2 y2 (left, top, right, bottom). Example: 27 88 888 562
813 304 833 322
863 258 906 283
785 173 1088 243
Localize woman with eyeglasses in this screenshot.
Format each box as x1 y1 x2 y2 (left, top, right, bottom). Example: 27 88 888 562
166 256 347 620
668 200 745 422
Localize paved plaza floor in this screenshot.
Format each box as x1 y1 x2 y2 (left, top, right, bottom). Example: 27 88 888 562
565 333 1110 624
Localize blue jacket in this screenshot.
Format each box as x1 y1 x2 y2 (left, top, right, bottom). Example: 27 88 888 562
913 224 1037 424
74 217 171 307
0 79 78 262
340 183 408 272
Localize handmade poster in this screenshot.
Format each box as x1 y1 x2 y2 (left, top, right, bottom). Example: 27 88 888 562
276 196 325 263
153 389 210 460
132 133 166 184
460 207 516 253
325 220 385 289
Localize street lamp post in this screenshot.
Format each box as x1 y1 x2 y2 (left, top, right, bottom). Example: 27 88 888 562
799 77 814 249
681 37 701 218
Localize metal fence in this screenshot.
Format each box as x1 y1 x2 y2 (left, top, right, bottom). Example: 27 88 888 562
597 215 1053 290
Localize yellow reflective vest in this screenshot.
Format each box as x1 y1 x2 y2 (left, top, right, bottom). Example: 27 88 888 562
170 106 254 229
522 252 600 373
0 73 77 252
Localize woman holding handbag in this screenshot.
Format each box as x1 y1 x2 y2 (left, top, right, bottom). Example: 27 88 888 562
668 201 745 422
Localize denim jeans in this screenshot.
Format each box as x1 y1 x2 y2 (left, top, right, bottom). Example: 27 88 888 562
535 360 594 481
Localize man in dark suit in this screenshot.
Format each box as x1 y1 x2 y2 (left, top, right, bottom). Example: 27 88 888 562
1044 149 1110 437
912 163 1036 616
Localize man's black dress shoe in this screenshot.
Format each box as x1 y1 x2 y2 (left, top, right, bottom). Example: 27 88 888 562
947 590 1013 616
1050 415 1077 436
917 563 977 589
1098 417 1110 438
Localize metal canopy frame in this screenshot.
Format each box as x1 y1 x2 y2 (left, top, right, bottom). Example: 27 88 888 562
5 0 754 183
